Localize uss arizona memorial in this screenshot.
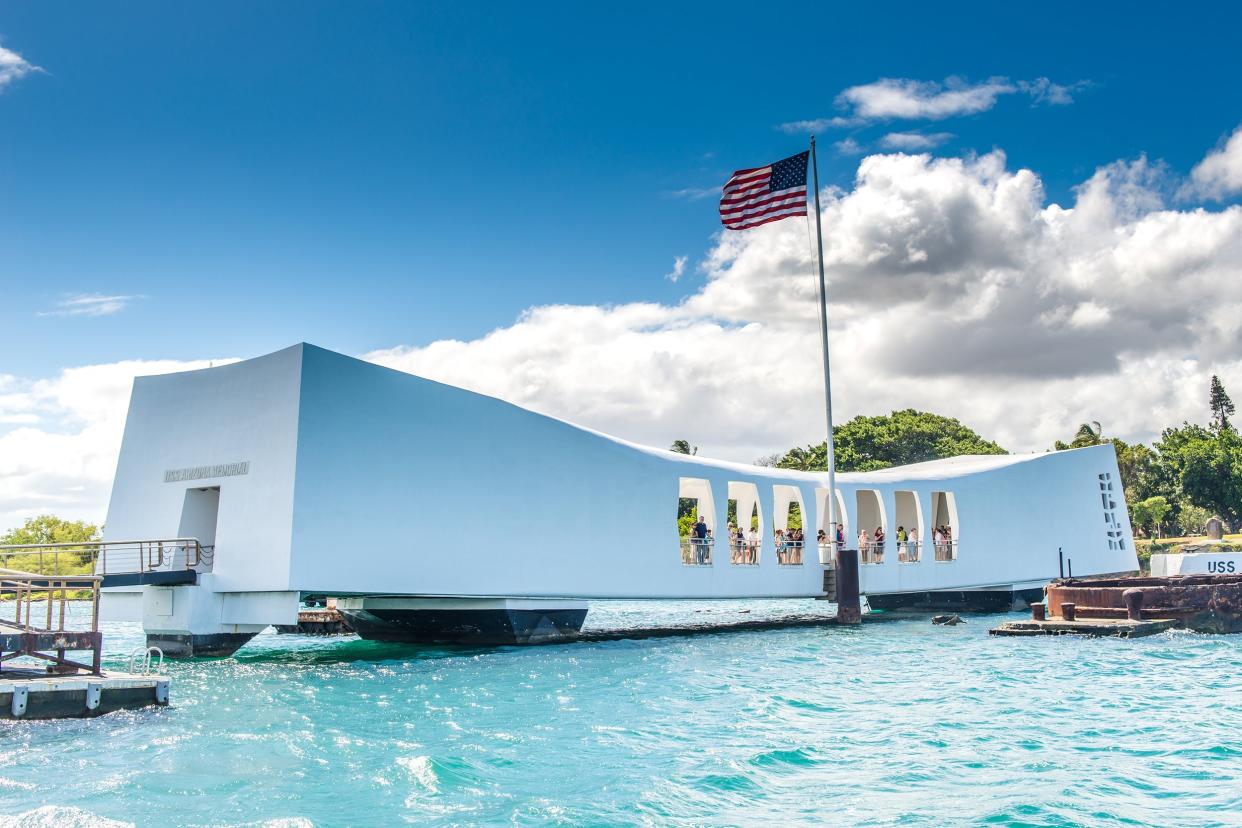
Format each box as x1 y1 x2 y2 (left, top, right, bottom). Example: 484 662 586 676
100 344 1137 655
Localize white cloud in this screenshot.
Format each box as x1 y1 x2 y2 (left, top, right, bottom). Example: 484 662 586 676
834 138 865 156
363 145 1242 465
879 132 954 150
839 77 1016 121
0 359 233 529
778 116 860 133
664 186 721 201
1185 124 1242 200
1017 77 1085 105
8 134 1242 529
0 44 41 91
782 76 1086 132
666 255 688 282
39 294 141 318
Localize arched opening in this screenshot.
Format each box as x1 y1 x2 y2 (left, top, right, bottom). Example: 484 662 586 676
894 491 922 563
930 491 958 561
772 485 806 566
814 488 849 563
727 481 762 566
677 477 716 566
855 489 886 564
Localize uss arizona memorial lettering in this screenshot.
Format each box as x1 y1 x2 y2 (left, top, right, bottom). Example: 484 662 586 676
164 461 250 483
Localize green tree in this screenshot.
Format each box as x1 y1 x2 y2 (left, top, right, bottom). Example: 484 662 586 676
1210 375 1235 432
1176 501 1213 536
776 410 1006 473
1 514 100 546
1130 495 1171 538
1154 424 1242 528
670 439 697 456
1054 421 1104 450
0 514 100 575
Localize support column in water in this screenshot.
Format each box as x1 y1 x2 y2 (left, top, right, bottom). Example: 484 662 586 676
835 548 861 625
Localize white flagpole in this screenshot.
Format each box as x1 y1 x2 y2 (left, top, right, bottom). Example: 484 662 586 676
809 136 839 548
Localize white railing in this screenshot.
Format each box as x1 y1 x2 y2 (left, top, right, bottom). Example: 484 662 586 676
680 536 714 566
898 539 921 563
774 537 805 566
934 539 958 562
729 538 759 566
860 541 885 565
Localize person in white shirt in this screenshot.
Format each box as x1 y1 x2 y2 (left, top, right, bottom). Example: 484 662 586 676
746 527 759 564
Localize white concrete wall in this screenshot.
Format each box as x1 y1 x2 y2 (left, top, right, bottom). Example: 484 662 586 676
102 344 1138 607
288 346 826 598
102 345 304 593
850 445 1138 594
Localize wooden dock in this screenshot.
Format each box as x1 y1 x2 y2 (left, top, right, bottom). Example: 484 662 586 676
0 668 169 720
2 564 172 719
990 617 1179 638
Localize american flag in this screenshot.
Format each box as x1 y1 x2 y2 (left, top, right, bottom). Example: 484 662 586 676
718 150 809 230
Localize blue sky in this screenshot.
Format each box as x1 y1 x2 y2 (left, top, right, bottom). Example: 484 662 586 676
3 1 1241 377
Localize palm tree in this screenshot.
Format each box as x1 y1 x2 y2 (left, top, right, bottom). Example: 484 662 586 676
1074 421 1103 445
670 439 697 456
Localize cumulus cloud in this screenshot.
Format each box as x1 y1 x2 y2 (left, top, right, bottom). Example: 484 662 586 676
39 294 141 318
0 44 41 91
0 359 233 529
879 132 954 150
7 136 1242 528
1185 124 1242 200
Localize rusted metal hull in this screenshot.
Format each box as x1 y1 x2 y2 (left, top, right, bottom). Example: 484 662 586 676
1044 574 1242 634
274 608 355 636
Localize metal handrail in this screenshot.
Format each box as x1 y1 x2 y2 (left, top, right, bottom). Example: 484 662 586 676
0 538 214 577
934 539 959 562
897 539 922 563
0 570 102 634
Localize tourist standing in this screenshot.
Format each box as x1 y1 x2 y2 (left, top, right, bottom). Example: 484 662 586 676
692 516 708 564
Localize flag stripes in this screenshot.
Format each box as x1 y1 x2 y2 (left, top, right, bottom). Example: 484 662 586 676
718 150 809 230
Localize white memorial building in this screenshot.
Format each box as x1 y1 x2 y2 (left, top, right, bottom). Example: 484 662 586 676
100 344 1138 655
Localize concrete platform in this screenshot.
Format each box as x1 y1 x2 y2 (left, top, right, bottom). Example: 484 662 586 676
0 669 169 720
989 617 1179 638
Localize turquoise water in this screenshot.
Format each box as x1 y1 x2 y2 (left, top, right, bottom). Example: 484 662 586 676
2 601 1241 827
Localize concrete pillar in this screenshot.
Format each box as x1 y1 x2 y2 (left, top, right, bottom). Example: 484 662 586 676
140 575 294 658
835 548 861 624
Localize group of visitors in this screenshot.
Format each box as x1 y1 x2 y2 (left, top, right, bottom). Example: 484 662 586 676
774 528 805 565
727 523 761 565
853 524 955 564
932 525 955 560
857 526 886 563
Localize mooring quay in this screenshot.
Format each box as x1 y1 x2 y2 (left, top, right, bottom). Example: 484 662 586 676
1 564 169 720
